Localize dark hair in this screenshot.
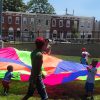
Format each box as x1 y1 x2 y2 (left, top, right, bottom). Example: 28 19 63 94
91 59 98 67
7 65 13 71
35 37 45 49
45 39 49 42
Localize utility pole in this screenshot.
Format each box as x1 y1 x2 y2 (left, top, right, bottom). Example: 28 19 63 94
0 0 3 39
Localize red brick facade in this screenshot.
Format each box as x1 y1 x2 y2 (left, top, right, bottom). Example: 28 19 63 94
50 15 79 39
2 12 21 39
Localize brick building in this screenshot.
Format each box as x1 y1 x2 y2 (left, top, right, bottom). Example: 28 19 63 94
50 14 79 40
2 11 21 40
1 11 99 41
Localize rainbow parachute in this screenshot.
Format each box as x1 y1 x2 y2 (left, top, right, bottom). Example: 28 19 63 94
0 47 100 85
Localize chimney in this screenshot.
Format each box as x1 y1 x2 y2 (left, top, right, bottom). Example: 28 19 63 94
73 10 74 15
66 8 67 15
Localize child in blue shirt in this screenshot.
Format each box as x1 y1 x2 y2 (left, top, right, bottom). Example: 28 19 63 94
2 65 14 95
85 59 98 99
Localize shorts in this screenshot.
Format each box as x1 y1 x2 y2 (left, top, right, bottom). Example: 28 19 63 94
2 80 10 89
85 82 94 92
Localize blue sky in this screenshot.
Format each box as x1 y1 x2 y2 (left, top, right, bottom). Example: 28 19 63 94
24 0 100 20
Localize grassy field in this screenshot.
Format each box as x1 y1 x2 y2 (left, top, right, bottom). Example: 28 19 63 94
0 55 100 100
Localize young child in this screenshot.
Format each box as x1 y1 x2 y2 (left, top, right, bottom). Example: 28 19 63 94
22 37 48 100
80 53 87 65
2 65 14 95
85 59 98 99
81 47 91 65
43 39 51 55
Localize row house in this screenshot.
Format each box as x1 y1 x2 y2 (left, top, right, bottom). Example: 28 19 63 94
93 20 100 38
1 11 97 41
2 11 52 41
2 11 21 40
78 16 95 39
50 15 95 40
35 13 52 38
21 13 36 41
50 14 79 40
2 11 36 41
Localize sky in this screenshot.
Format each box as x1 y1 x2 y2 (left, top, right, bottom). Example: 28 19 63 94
24 0 100 20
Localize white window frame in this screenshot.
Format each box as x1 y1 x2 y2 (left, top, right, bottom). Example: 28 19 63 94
2 16 4 23
87 21 91 28
30 18 34 24
46 20 49 26
8 16 12 24
59 20 63 27
66 20 70 27
74 21 77 29
52 19 56 27
16 17 20 24
23 17 27 24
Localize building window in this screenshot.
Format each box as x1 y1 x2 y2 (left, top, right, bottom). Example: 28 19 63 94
23 17 27 24
52 19 56 27
16 17 20 24
38 19 41 24
66 20 70 27
87 21 90 28
2 16 4 23
80 21 84 27
30 18 34 24
8 16 12 24
46 20 49 25
74 21 77 29
59 20 63 27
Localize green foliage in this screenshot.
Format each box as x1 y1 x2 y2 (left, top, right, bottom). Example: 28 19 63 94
3 0 27 12
26 0 55 14
54 55 81 62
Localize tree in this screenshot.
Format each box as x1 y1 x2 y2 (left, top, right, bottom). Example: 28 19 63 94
3 0 27 12
26 0 55 14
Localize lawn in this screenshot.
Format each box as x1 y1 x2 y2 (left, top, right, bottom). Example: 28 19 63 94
0 55 100 100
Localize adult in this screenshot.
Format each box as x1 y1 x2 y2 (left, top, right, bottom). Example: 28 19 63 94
22 37 48 100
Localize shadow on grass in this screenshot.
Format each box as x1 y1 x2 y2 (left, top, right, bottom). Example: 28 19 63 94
0 80 100 100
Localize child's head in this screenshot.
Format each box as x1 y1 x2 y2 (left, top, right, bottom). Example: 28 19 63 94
91 59 98 67
7 65 13 72
35 37 45 49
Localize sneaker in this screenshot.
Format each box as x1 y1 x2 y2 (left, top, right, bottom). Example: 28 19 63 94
4 92 8 96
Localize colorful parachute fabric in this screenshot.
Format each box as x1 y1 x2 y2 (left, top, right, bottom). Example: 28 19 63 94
0 47 100 85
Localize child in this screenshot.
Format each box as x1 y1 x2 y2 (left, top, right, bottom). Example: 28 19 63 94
2 65 14 95
22 37 48 100
81 47 91 65
80 53 87 65
43 39 51 54
85 59 98 99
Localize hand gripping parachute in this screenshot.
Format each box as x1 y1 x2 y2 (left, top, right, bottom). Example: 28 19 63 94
0 47 100 85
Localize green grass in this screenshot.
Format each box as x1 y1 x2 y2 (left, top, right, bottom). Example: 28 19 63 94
0 55 100 100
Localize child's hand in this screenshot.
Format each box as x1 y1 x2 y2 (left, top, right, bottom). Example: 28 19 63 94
87 67 91 72
87 67 89 70
14 72 20 77
42 74 45 79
